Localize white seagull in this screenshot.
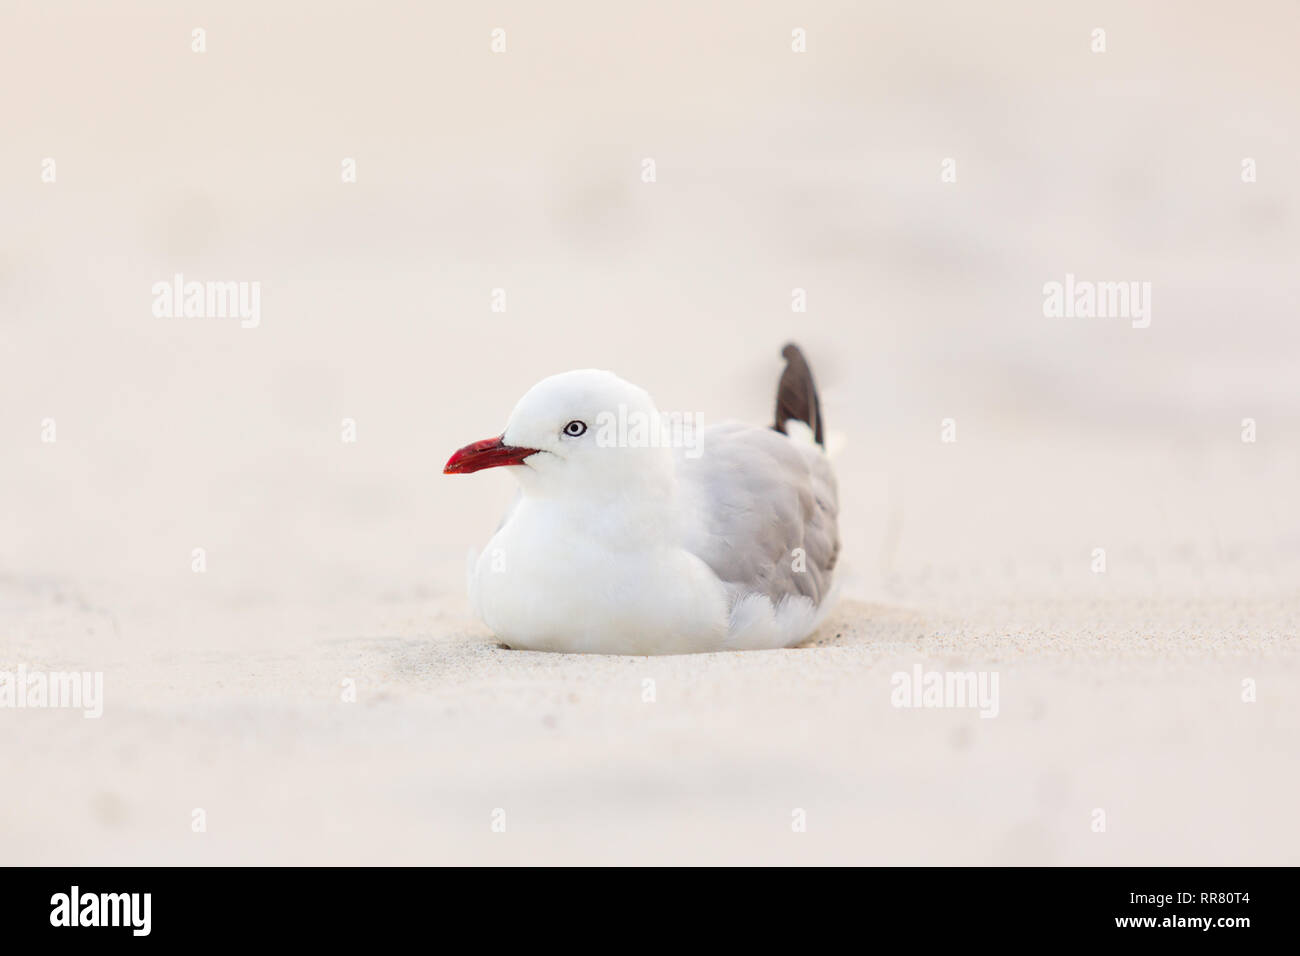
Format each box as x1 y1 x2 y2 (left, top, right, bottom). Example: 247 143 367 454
444 344 840 654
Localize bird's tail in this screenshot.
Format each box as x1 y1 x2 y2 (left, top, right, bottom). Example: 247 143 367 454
772 343 824 447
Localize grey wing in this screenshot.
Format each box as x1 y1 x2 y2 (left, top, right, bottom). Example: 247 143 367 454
676 422 839 608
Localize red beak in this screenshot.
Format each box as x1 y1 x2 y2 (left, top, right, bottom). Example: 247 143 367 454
443 436 540 475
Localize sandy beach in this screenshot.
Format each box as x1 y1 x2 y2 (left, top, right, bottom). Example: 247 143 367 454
2 1 1298 865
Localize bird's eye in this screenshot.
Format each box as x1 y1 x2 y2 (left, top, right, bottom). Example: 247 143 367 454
563 420 587 437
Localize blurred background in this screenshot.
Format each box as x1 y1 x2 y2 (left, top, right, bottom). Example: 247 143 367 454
2 1 1297 865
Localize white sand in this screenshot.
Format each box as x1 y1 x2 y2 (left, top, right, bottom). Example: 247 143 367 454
2 1 1298 864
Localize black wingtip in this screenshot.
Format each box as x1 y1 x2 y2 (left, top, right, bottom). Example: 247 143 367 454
773 342 824 446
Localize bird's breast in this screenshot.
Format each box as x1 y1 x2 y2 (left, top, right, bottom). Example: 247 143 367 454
470 500 728 654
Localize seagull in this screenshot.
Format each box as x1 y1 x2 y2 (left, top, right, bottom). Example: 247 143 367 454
443 344 840 654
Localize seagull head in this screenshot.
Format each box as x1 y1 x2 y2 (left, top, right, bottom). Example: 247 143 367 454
443 369 673 496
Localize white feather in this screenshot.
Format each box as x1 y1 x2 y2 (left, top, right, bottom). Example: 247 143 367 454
458 368 840 654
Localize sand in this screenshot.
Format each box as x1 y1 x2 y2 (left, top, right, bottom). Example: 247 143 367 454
2 1 1298 864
